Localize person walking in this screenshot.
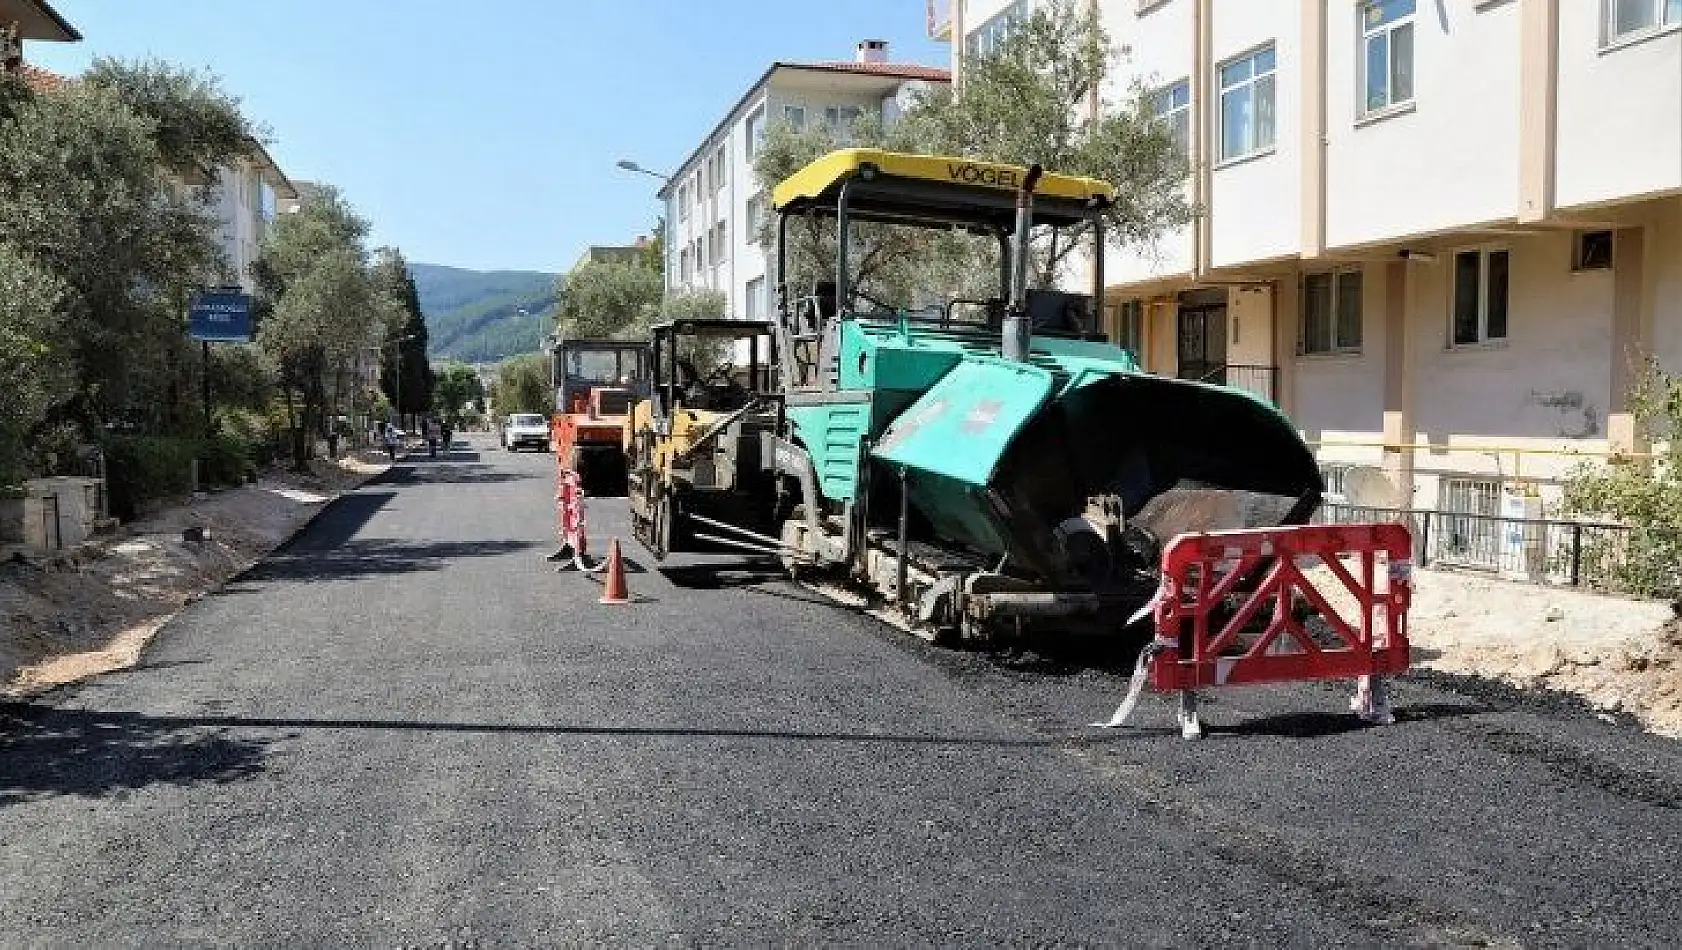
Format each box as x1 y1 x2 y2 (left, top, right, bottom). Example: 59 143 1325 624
426 418 441 459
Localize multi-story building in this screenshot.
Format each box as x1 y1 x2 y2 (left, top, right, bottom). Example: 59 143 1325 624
212 143 298 293
0 0 78 70
936 0 1681 527
658 41 950 323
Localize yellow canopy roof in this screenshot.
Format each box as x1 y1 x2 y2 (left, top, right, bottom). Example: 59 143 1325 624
771 148 1115 211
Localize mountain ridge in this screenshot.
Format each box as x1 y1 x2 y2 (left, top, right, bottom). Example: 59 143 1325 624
410 261 560 364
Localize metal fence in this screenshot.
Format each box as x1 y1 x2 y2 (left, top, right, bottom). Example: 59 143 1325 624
1315 502 1655 596
1198 363 1279 404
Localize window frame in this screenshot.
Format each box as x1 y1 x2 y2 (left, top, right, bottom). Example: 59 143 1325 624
745 105 766 159
1602 0 1682 48
1449 246 1511 348
1358 0 1417 117
1151 78 1192 156
1572 230 1614 271
965 0 1027 59
1216 43 1278 163
782 105 806 131
1298 269 1365 356
824 105 863 141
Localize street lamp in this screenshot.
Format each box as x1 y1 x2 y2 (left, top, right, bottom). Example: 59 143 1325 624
390 333 416 433
616 159 672 182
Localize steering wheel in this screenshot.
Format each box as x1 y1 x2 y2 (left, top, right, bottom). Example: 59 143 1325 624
705 361 738 387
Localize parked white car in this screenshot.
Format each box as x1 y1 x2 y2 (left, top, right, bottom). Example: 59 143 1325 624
501 413 551 452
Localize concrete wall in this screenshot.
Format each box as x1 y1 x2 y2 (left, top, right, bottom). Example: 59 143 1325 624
1323 0 1521 248
1555 3 1682 211
1208 0 1302 268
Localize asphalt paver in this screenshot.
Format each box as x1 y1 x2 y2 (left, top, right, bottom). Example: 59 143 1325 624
2 435 1678 946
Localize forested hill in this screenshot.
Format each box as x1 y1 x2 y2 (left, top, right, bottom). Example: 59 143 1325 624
410 262 559 363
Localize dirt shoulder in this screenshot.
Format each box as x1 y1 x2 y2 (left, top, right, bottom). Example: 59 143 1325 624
1404 567 1681 737
0 452 390 698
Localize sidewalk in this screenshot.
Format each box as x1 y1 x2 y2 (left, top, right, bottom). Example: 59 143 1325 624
0 451 392 698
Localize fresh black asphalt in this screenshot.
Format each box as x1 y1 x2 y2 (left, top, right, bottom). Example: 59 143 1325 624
2 434 1680 946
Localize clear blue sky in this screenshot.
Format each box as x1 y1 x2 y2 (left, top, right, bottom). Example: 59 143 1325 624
31 1 948 274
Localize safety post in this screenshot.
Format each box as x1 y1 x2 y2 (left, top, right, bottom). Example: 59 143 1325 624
1096 522 1413 739
550 454 604 574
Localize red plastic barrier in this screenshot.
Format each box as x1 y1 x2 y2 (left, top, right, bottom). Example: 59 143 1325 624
555 463 587 558
1149 523 1412 692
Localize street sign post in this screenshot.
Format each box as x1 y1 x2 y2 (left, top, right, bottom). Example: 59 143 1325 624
188 289 254 434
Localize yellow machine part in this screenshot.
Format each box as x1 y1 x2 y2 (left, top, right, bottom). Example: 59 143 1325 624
625 399 729 479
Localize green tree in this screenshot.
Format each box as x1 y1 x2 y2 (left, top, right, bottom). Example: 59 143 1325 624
0 243 72 482
660 288 728 321
752 0 1188 307
1562 359 1682 598
80 56 259 183
495 353 550 416
0 72 231 442
254 186 399 469
372 248 433 420
432 362 484 429
555 257 664 340
902 0 1190 282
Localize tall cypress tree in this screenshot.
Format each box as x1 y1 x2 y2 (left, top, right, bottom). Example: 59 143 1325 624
374 249 433 423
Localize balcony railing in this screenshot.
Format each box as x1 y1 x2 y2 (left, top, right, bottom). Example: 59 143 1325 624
1196 363 1279 404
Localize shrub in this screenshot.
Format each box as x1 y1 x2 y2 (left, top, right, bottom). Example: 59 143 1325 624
102 431 259 521
1561 358 1682 599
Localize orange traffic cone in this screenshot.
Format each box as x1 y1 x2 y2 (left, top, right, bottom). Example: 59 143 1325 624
598 537 631 605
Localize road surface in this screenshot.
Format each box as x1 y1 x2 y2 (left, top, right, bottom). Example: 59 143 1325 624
2 434 1679 945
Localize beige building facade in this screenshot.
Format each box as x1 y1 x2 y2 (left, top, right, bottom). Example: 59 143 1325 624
936 0 1681 524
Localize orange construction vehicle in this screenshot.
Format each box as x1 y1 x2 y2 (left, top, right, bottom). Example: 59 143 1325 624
549 338 651 495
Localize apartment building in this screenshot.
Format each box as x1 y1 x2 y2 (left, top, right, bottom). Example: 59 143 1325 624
0 0 78 68
213 144 298 293
658 41 950 323
937 0 1681 525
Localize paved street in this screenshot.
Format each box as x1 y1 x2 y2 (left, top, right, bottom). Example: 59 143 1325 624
2 434 1680 946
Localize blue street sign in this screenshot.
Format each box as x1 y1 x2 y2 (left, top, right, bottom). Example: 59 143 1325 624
188 290 253 342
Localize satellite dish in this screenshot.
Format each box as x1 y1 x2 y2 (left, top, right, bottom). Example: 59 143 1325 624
1342 466 1401 509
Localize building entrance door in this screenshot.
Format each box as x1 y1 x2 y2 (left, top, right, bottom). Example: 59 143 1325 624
1177 305 1227 384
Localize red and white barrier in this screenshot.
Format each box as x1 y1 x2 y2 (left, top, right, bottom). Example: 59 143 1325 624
1097 522 1413 738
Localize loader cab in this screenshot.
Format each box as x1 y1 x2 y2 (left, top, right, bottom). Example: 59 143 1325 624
770 148 1116 392
649 318 777 419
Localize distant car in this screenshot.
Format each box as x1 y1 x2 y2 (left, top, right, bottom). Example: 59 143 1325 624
502 413 550 452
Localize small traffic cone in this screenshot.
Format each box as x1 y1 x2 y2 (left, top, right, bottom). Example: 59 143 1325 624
598 537 631 605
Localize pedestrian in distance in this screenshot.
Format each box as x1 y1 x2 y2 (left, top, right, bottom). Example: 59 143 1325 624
426 418 441 458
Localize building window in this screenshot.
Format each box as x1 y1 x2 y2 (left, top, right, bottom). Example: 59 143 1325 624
1574 230 1614 270
1217 44 1276 161
824 106 862 141
679 247 691 283
745 276 765 321
1360 0 1415 115
1452 248 1510 345
713 147 727 192
712 221 728 264
1152 79 1191 155
783 105 806 131
677 183 689 220
745 193 764 242
1300 270 1363 355
745 105 766 159
1604 0 1681 45
1439 476 1502 568
966 0 1027 58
